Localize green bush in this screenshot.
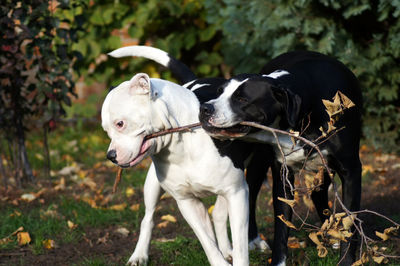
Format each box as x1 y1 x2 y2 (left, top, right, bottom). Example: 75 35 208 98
73 0 400 152
204 0 400 152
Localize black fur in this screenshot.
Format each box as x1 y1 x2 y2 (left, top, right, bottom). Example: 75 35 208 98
200 51 363 265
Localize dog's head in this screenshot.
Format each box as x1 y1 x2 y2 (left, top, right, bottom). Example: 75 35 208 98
199 74 301 138
101 73 157 168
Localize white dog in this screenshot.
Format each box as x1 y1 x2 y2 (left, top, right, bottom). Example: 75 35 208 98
101 72 249 266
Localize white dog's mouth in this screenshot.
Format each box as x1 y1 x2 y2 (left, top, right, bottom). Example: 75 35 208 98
119 139 151 168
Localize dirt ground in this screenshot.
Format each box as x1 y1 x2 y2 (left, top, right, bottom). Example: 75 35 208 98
1 146 400 266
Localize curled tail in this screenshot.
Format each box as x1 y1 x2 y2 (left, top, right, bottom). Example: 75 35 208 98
108 45 197 84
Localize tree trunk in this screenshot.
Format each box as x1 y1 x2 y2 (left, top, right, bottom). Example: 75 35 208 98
16 119 34 182
43 125 51 179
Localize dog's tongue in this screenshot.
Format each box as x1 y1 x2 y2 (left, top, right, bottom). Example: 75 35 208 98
140 139 149 153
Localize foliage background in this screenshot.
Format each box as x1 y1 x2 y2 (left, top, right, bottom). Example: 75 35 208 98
71 0 400 152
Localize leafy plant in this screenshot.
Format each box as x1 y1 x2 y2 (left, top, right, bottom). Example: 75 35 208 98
203 0 400 152
0 0 85 184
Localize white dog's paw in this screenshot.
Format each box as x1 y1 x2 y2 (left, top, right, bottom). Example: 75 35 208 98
127 253 148 266
249 236 271 252
220 246 233 260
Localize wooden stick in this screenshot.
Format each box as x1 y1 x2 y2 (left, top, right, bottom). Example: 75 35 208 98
112 168 123 193
144 122 201 140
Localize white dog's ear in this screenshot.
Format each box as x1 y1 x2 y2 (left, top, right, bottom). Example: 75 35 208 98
129 73 150 95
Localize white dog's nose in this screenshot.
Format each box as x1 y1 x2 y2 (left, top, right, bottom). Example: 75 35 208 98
107 149 117 163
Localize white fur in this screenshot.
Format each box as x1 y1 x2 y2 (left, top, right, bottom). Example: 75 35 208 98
102 73 249 266
190 83 210 91
262 70 290 79
205 78 249 128
108 45 170 67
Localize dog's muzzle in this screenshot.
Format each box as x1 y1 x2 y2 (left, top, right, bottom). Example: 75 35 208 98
199 104 250 139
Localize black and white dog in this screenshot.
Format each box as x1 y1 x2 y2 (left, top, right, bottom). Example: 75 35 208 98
199 51 363 265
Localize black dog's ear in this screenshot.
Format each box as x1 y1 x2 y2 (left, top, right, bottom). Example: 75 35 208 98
272 86 301 128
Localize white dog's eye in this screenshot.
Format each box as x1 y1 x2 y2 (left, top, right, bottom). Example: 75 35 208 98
116 121 124 128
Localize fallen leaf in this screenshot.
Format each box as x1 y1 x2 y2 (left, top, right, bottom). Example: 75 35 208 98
42 239 56 249
54 177 66 191
160 192 171 200
97 232 109 244
161 214 177 223
109 203 127 211
115 227 130 237
157 221 169 229
21 193 36 202
130 203 140 211
82 178 97 190
17 232 31 246
9 210 21 217
287 236 301 249
67 220 78 230
125 187 135 197
155 237 176 242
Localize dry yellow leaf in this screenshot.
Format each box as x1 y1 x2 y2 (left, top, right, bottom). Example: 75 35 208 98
43 239 56 249
309 232 322 246
161 214 177 223
327 229 347 241
17 232 31 246
0 237 11 245
302 195 315 211
67 220 78 230
317 245 328 257
277 197 296 208
54 177 66 191
208 205 214 215
352 252 369 266
372 256 385 264
9 210 21 217
375 231 389 241
125 187 135 197
277 214 297 230
342 214 356 230
130 203 140 211
384 226 398 236
334 212 347 218
109 203 127 211
157 221 169 229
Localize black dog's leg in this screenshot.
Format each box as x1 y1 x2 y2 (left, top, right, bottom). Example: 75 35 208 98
311 171 332 222
246 146 273 243
335 156 362 265
271 162 294 265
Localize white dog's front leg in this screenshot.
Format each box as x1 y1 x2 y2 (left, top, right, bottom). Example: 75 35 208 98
128 163 162 266
177 198 231 266
212 195 232 259
226 186 249 266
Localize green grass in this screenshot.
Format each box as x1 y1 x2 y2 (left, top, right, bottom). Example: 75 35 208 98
0 197 144 254
152 236 208 265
